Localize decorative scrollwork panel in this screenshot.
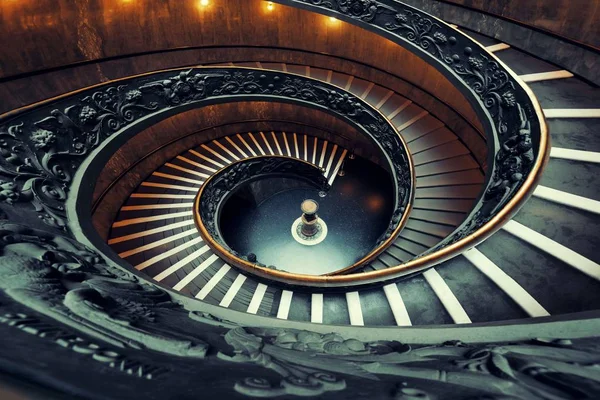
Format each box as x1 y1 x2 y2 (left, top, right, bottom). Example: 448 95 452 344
0 68 412 240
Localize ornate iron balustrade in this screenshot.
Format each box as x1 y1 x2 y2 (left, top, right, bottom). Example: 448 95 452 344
0 3 546 288
264 0 549 281
0 66 413 280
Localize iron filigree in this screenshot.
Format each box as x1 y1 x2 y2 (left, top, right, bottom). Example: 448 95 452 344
289 0 544 251
0 68 412 237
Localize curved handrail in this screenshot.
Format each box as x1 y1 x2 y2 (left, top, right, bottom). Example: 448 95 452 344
0 66 414 278
267 0 549 283
0 1 548 289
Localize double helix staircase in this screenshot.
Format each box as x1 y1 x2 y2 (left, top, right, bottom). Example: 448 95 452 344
106 61 488 325
106 40 600 328
0 1 599 399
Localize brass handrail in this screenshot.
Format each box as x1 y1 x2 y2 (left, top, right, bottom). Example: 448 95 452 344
0 1 548 290
192 155 413 276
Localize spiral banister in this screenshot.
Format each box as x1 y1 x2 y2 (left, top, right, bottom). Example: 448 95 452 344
0 4 546 288
5 2 598 400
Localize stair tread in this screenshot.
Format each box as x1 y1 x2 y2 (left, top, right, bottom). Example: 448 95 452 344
435 257 529 322
385 246 413 263
479 230 600 315
401 115 445 142
391 103 425 128
379 93 411 117
413 198 475 213
494 48 557 75
529 77 598 109
412 141 470 165
415 155 480 177
415 184 481 199
405 219 456 238
393 238 429 256
410 209 466 226
408 127 457 153
400 228 442 247
416 169 485 188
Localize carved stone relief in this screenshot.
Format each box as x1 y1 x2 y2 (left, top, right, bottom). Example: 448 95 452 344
0 221 598 398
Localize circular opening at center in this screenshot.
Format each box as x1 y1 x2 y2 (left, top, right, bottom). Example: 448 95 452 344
218 156 394 275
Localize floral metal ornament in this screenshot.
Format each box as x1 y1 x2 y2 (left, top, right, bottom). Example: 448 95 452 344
0 68 412 240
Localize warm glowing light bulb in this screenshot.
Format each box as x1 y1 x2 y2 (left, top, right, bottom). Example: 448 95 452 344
199 0 209 6
329 16 338 22
267 1 274 10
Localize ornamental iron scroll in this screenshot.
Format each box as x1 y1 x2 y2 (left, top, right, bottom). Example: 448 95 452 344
0 4 546 287
195 156 332 269
0 67 412 244
274 0 547 268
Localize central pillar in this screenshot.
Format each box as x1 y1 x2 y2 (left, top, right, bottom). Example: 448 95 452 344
300 199 319 237
291 199 328 246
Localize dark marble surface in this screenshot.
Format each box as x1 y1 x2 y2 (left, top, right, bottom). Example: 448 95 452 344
541 159 600 202
220 157 394 274
286 291 312 321
436 256 528 322
547 119 600 152
515 197 600 265
322 293 352 325
479 230 600 315
395 275 454 325
530 78 600 109
359 288 397 325
494 48 558 75
458 26 500 47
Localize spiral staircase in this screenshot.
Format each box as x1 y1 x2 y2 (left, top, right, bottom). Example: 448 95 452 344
0 1 598 399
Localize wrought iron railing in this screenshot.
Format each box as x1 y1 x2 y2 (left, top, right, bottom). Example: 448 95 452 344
0 3 589 400
268 0 549 284
0 1 546 289
0 66 414 281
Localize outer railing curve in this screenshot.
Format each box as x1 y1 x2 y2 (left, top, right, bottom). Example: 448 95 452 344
0 0 548 289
